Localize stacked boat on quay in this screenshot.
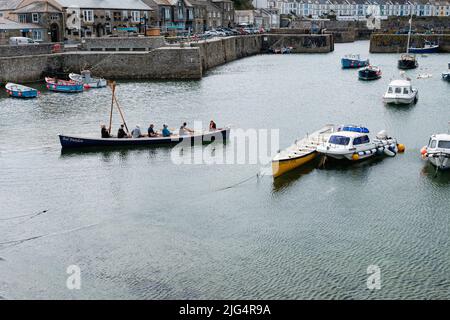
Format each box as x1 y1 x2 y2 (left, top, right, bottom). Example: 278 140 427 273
272 125 404 178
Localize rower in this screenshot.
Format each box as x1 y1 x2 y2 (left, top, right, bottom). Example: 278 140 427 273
179 122 194 136
209 120 217 131
162 124 172 137
117 124 127 138
148 124 158 137
101 124 111 138
131 124 143 138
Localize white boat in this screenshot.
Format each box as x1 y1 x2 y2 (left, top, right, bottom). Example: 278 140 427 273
316 125 399 161
272 125 335 177
421 133 450 170
69 70 107 88
383 79 418 105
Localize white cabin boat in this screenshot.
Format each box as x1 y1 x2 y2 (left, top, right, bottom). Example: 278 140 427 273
421 133 450 170
383 79 418 105
316 125 398 161
69 70 107 88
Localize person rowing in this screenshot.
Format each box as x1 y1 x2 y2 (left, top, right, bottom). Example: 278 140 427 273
148 124 158 137
179 122 194 136
131 124 144 138
101 124 111 138
117 124 127 138
162 124 172 137
209 120 217 131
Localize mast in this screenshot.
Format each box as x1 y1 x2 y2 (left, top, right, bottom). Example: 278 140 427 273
406 6 413 54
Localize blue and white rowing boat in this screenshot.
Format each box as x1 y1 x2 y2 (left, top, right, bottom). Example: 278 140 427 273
5 83 39 98
45 77 84 93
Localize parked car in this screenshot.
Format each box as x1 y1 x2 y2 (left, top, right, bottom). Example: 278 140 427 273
9 37 38 45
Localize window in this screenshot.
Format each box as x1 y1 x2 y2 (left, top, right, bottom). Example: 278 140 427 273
388 87 393 93
329 135 350 145
113 11 121 21
353 135 370 145
83 10 94 22
438 141 450 148
178 7 183 19
164 8 171 19
395 87 402 93
105 10 111 19
403 88 409 94
32 13 39 23
0 12 3 17
131 11 140 22
430 140 437 148
19 14 26 23
122 10 128 19
32 30 43 41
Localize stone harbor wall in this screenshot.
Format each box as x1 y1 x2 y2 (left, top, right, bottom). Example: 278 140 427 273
0 34 335 83
370 34 450 53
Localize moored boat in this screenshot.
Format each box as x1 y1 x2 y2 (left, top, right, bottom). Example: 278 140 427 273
421 133 450 170
341 54 369 69
442 63 450 82
383 79 418 105
358 65 382 81
272 125 335 178
69 70 107 88
398 54 418 70
45 77 84 93
5 83 39 98
316 125 401 161
59 128 230 149
409 41 439 54
398 11 418 70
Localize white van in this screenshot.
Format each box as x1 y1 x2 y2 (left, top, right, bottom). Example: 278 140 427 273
9 37 38 45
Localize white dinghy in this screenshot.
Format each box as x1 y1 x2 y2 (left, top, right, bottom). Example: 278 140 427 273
69 70 107 88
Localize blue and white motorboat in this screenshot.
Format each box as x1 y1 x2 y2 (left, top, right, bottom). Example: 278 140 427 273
341 54 369 69
316 125 399 161
409 41 439 54
5 82 39 98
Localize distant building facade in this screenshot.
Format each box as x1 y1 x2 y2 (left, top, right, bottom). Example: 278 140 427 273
270 1 450 19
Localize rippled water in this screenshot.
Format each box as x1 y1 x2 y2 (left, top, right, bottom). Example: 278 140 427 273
0 41 449 299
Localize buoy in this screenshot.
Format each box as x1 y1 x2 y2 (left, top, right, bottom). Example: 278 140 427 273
352 153 359 161
397 144 405 153
420 147 427 155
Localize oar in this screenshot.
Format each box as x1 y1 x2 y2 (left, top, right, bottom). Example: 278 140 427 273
113 94 129 134
108 81 115 135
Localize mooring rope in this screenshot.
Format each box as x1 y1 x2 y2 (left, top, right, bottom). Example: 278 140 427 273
0 210 48 221
0 223 99 251
215 166 272 191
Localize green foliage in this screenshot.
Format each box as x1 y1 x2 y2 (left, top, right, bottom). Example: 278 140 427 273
232 0 254 10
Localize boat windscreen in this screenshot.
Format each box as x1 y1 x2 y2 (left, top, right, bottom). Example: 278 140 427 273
438 141 450 149
329 135 350 145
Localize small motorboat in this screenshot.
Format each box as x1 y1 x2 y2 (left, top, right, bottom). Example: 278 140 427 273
316 125 400 161
272 125 335 178
421 133 450 170
383 79 418 105
398 53 418 70
442 63 450 82
358 65 382 81
409 41 439 54
5 83 39 98
341 54 369 69
45 77 84 93
69 70 107 88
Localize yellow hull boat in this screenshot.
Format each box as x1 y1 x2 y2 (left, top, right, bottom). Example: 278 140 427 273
272 125 335 178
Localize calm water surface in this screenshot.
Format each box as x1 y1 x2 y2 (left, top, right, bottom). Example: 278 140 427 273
0 41 449 299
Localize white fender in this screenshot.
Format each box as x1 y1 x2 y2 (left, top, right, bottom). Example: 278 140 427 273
384 148 396 157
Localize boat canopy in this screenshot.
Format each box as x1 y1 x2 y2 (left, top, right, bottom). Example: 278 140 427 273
339 125 369 134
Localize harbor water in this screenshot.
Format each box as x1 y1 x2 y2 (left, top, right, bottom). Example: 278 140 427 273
0 41 449 299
